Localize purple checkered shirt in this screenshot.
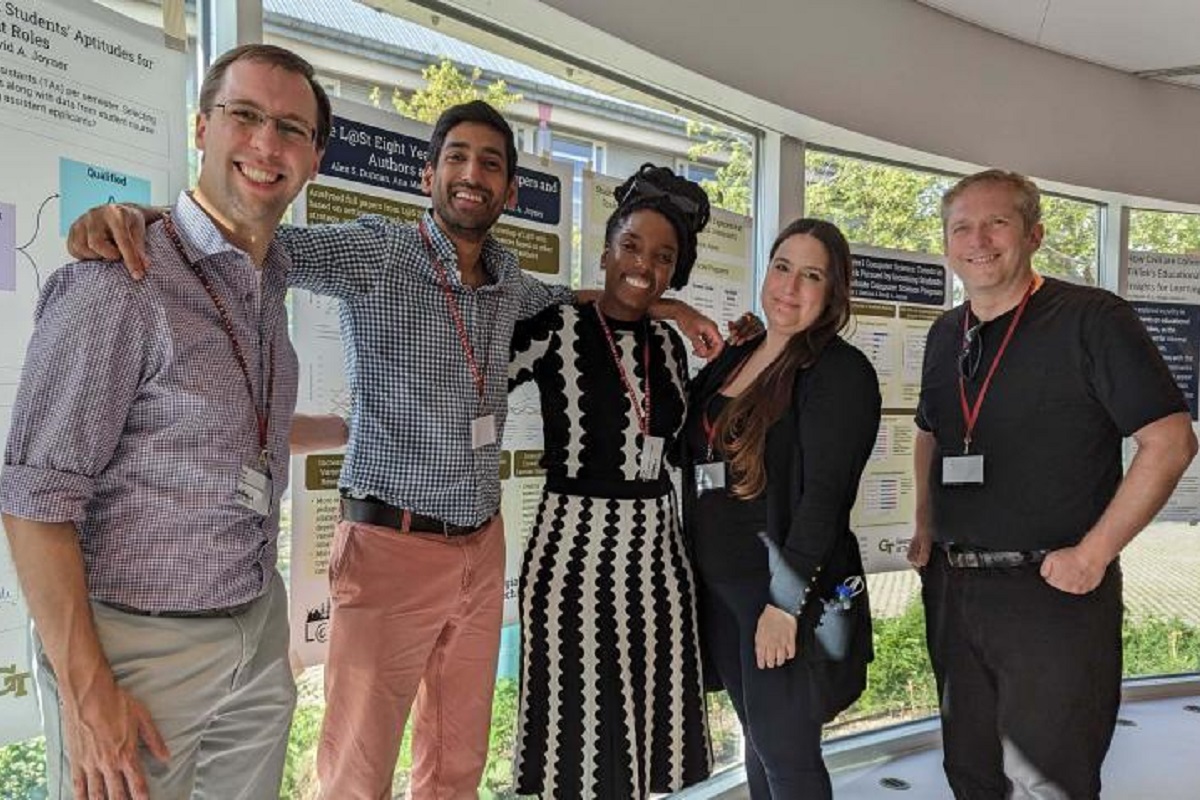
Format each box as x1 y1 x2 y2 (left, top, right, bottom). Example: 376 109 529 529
0 192 298 612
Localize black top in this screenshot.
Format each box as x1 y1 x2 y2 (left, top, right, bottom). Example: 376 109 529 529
509 302 689 498
916 277 1188 551
682 335 881 615
684 392 769 580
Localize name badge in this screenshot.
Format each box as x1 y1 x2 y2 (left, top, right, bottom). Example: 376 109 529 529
471 414 497 449
639 435 665 481
237 464 274 515
695 461 726 497
942 454 984 486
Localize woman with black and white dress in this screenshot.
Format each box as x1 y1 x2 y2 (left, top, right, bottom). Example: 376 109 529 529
509 164 713 799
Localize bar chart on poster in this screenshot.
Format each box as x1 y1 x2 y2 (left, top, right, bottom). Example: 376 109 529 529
0 0 186 745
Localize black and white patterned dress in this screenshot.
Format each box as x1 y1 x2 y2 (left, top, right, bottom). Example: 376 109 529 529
509 302 711 799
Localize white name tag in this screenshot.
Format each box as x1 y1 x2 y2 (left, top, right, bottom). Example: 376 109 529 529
471 414 497 449
236 464 274 515
943 454 985 486
695 461 726 497
639 435 665 481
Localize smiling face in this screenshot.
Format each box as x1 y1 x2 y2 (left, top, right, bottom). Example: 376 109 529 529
760 233 831 337
193 59 322 239
421 121 517 243
599 208 679 320
944 181 1044 300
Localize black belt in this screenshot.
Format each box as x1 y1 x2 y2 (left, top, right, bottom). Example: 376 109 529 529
940 543 1049 569
97 599 257 618
340 496 489 537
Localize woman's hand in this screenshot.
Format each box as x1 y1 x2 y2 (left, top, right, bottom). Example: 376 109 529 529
755 604 798 669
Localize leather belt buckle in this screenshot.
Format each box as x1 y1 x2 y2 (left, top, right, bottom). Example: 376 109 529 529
943 544 1048 569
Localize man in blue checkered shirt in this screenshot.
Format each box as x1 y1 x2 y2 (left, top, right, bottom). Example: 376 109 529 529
67 100 721 799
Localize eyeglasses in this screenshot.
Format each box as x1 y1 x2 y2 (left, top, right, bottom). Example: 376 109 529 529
620 177 700 215
959 322 983 380
211 102 316 146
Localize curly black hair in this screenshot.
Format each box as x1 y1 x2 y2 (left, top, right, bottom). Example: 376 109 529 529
604 163 711 290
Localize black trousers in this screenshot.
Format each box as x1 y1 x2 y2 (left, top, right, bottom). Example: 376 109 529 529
922 547 1123 800
701 577 831 800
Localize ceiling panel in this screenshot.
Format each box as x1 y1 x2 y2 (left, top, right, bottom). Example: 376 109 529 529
1040 1 1200 72
917 0 1200 76
917 0 1050 43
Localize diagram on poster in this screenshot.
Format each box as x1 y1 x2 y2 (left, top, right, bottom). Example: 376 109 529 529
288 100 574 667
0 0 186 746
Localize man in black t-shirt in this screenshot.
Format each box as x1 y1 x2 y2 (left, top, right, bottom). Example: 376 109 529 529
908 169 1196 800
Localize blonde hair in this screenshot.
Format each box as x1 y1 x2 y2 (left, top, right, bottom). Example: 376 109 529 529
941 169 1041 233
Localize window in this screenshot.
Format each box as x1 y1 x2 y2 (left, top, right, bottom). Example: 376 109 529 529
804 149 1101 285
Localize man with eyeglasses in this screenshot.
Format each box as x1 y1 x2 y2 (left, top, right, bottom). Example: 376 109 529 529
908 169 1196 799
2 44 332 799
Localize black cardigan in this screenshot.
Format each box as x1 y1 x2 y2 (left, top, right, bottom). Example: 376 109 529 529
682 334 881 628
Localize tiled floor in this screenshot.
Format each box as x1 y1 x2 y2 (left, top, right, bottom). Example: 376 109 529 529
829 695 1200 799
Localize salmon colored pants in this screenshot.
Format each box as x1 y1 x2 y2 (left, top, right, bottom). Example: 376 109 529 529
317 515 505 800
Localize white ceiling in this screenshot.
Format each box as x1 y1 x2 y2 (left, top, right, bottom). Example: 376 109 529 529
916 0 1200 88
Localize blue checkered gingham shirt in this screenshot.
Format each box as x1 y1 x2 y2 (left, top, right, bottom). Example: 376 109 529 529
1 192 298 612
279 211 572 526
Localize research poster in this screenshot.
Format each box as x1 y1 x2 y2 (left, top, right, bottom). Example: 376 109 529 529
579 171 756 371
0 0 187 745
1123 251 1200 522
288 100 573 665
846 247 949 572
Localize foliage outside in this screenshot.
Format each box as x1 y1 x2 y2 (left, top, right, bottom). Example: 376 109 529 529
369 58 521 125
686 121 753 217
803 151 1102 284
1128 209 1200 256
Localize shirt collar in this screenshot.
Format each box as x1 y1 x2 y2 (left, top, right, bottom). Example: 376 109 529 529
420 209 508 285
168 190 289 277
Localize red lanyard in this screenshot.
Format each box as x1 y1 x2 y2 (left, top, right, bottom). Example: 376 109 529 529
594 304 652 436
957 280 1035 454
162 213 274 456
419 219 486 402
700 351 752 460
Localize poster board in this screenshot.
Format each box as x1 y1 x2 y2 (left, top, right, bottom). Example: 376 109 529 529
288 99 573 666
1122 251 1200 523
845 246 950 573
0 0 186 745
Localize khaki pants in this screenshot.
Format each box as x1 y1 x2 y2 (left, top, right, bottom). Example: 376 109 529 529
317 516 505 800
35 570 296 800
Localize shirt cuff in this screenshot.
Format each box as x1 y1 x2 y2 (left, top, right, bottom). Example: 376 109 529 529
759 531 812 615
0 464 94 525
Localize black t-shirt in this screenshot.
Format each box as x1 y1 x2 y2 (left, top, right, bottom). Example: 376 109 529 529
916 278 1187 551
684 392 769 580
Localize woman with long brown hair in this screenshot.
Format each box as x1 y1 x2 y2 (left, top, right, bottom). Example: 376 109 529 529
681 218 881 798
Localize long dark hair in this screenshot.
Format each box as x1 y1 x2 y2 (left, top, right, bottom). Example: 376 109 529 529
605 163 711 290
716 218 853 499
